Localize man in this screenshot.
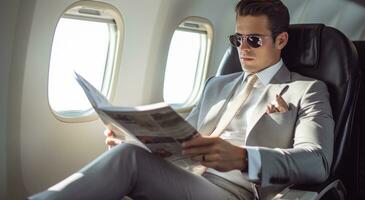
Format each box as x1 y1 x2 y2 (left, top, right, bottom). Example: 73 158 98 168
30 0 334 199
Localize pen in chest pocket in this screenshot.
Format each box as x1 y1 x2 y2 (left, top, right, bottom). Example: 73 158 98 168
279 85 289 96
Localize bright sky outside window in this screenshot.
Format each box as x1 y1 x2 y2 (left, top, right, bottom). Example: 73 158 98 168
163 30 206 105
48 16 116 117
163 17 212 108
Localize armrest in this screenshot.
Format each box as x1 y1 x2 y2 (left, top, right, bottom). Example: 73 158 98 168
272 178 346 200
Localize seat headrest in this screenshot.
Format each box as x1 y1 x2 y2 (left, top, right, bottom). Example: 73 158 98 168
282 24 323 69
216 46 242 75
217 24 326 75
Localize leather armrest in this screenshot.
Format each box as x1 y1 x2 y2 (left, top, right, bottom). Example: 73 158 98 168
273 178 346 200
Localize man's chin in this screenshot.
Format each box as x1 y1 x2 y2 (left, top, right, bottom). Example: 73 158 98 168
241 64 259 73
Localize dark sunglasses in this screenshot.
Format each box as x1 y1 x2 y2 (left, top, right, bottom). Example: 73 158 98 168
229 34 270 48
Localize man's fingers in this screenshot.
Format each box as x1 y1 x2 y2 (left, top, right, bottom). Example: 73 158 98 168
182 136 217 148
191 153 221 162
266 105 273 114
267 104 278 113
266 95 289 114
105 137 122 145
183 145 215 156
276 95 288 110
191 155 203 162
104 129 114 137
201 161 218 167
201 161 238 172
277 106 287 112
270 104 276 112
105 137 115 145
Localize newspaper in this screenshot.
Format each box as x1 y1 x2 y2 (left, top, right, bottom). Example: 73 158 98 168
74 72 202 172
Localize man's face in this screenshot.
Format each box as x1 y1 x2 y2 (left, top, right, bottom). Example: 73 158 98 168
235 15 286 73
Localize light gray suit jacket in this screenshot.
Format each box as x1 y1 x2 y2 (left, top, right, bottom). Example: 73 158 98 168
186 65 334 199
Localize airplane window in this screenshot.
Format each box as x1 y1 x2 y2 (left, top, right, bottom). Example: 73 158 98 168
164 30 203 104
48 2 123 121
164 18 212 108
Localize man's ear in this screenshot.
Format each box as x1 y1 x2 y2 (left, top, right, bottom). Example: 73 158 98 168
275 32 288 50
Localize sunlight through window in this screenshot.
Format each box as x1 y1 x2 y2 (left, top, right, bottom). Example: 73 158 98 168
164 30 203 105
163 18 212 108
48 2 122 121
49 18 110 113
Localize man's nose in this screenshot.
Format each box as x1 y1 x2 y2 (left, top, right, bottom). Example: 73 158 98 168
239 38 250 51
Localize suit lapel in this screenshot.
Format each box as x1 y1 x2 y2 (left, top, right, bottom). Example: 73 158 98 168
198 73 244 135
247 65 291 135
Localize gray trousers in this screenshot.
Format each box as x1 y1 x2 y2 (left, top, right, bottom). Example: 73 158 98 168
29 143 253 200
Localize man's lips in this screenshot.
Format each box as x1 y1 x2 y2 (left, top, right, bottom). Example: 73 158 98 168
241 57 254 61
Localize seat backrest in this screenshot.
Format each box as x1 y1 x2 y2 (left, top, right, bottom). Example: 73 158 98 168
217 24 361 194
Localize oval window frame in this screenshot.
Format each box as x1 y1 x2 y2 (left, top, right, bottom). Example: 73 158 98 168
47 0 124 123
163 16 213 112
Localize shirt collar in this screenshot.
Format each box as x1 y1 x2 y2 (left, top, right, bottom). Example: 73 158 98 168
243 58 283 86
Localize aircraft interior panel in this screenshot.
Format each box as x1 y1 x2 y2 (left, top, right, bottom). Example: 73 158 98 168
0 0 365 199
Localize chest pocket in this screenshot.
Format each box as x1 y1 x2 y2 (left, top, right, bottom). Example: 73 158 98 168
246 107 297 148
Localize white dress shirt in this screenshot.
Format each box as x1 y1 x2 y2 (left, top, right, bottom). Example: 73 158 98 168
206 59 283 189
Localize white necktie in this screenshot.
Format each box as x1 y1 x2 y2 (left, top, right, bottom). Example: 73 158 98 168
211 74 258 137
191 74 258 175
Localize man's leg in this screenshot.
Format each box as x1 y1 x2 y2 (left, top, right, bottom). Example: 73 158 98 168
28 143 252 200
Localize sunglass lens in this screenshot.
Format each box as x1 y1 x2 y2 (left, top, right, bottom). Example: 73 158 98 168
247 36 262 48
229 35 241 47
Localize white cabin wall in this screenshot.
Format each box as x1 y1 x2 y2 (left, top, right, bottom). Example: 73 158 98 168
6 1 38 199
111 0 164 106
7 0 168 198
184 0 238 77
3 0 365 199
5 0 238 197
0 0 21 199
334 1 365 40
282 0 365 40
142 0 237 104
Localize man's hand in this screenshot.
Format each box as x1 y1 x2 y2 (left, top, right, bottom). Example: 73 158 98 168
182 135 247 172
104 129 123 150
266 94 289 114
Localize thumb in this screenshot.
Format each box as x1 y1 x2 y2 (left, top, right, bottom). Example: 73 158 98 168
104 129 114 137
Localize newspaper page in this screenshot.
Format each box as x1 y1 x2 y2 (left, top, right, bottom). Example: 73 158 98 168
74 72 201 171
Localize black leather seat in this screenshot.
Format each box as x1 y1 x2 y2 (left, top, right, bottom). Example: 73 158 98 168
217 24 361 199
352 40 365 200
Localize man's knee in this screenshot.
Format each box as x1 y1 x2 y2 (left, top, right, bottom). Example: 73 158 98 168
109 143 150 162
112 143 147 154
80 143 149 175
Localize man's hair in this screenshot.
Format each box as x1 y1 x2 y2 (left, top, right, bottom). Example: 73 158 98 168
235 0 289 40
